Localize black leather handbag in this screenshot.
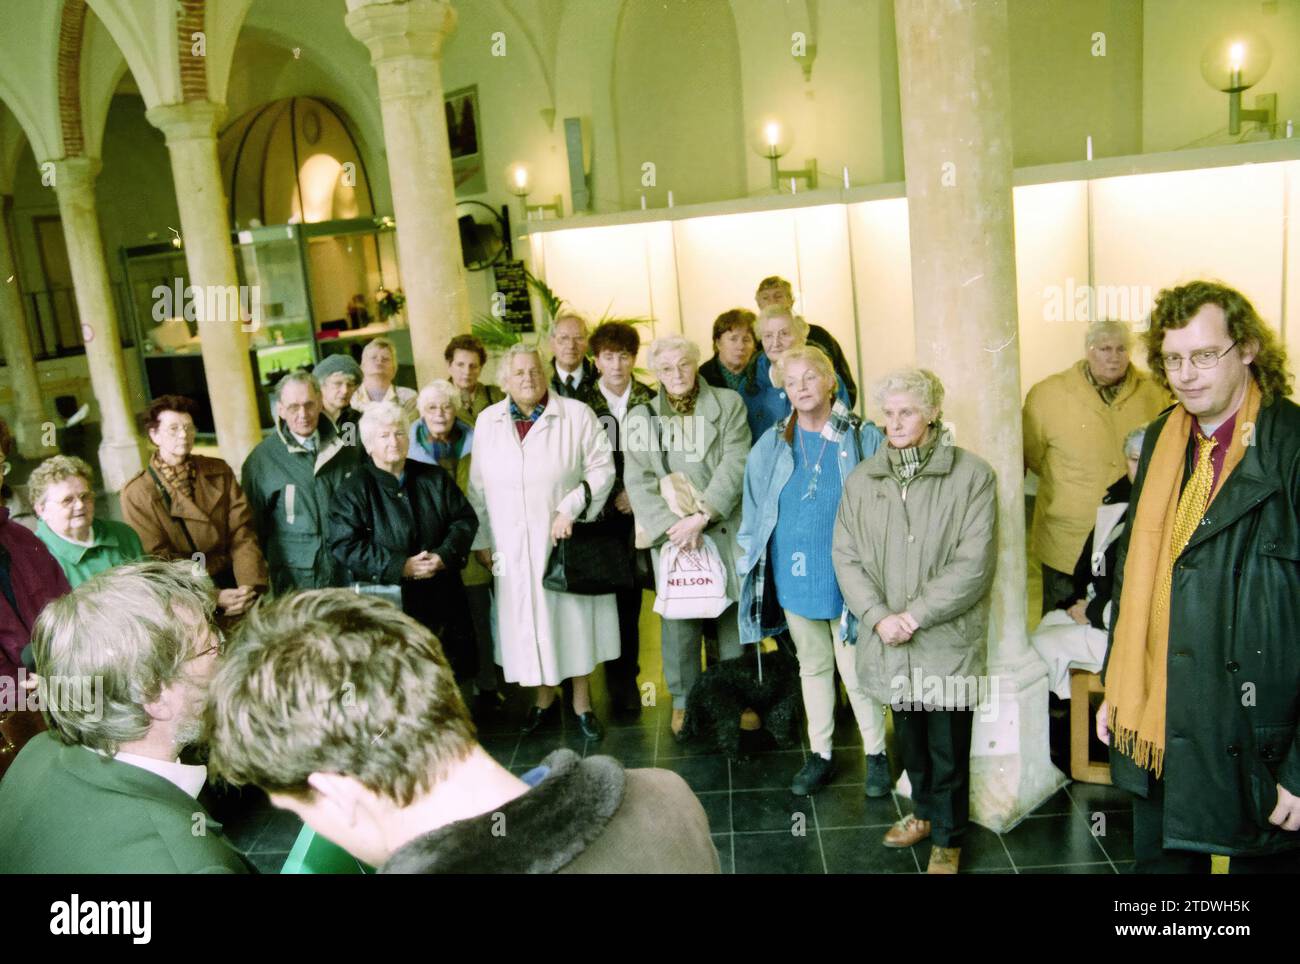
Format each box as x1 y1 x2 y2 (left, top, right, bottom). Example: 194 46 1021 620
543 481 635 595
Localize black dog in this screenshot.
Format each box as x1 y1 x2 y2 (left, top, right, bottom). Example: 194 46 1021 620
681 646 802 760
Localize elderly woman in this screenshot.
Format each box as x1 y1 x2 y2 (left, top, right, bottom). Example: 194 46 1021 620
351 337 418 423
445 333 504 422
313 352 363 436
832 368 996 875
747 306 851 441
30 455 144 588
329 402 479 681
121 394 267 618
623 335 751 738
468 344 618 741
698 309 760 397
407 379 501 717
738 346 889 797
1031 425 1146 702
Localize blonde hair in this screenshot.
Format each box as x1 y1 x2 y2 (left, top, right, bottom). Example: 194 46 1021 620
758 305 810 342
32 560 216 754
362 337 397 362
28 455 94 510
773 345 836 397
416 379 459 414
206 589 476 805
359 401 410 451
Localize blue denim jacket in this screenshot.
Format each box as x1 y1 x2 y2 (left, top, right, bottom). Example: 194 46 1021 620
736 401 883 644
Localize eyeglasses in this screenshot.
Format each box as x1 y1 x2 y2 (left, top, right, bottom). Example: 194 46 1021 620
656 362 695 377
188 626 225 661
55 492 95 509
1157 340 1238 372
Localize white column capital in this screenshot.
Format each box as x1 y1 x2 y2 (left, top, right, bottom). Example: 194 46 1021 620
146 101 228 144
345 0 457 63
47 156 102 195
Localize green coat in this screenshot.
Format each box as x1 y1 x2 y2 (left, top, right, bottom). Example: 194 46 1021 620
241 417 361 593
0 733 251 873
832 441 998 709
35 518 144 588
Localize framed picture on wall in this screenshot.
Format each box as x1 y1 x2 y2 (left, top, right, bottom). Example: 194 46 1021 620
447 85 487 196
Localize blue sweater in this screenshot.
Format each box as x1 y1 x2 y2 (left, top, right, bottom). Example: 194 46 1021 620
770 426 845 620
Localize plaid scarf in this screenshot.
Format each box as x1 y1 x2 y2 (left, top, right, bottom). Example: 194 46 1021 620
150 451 196 501
886 431 939 484
1083 362 1125 406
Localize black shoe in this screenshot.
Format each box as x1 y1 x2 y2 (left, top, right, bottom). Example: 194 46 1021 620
791 754 837 796
576 711 604 742
865 752 892 798
521 701 558 736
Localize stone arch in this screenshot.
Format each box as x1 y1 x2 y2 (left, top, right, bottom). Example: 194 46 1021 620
57 0 89 157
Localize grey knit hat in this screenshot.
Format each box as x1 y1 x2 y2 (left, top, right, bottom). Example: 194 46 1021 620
313 352 362 383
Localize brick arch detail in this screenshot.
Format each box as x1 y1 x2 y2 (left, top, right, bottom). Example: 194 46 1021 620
57 0 88 157
178 0 208 102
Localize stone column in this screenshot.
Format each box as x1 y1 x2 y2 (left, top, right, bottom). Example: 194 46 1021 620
346 0 471 386
146 102 262 473
0 196 56 459
50 158 143 491
893 0 1064 831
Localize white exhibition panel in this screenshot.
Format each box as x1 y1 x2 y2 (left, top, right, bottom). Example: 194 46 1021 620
1091 162 1286 330
1011 180 1090 401
846 196 914 408
1286 162 1300 367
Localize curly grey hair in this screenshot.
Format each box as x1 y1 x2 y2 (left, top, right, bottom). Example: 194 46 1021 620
871 368 945 423
359 401 410 451
1085 319 1133 350
648 335 701 369
495 343 544 386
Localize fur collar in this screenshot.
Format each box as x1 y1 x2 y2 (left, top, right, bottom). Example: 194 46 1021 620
378 750 626 874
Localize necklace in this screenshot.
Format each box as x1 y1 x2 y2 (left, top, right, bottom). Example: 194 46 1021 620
797 426 832 500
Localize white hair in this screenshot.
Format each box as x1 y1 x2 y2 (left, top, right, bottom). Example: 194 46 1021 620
871 368 945 423
648 335 701 370
359 401 410 450
416 379 458 413
758 305 810 342
1085 319 1132 350
275 369 321 402
495 343 544 386
1123 425 1147 460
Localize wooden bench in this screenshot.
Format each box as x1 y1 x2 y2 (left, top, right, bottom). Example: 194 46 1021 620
1069 669 1112 785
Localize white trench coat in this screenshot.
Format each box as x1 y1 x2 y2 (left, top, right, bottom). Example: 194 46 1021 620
468 394 620 687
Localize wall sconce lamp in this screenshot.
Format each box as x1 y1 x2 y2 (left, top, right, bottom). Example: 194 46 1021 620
1201 33 1276 136
506 162 563 221
753 119 817 192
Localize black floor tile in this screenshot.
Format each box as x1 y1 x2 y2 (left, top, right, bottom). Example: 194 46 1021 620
731 789 813 833
950 824 1013 872
732 831 825 874
729 749 806 791
590 724 659 761
1030 788 1078 817
657 754 730 793
478 733 519 764
1019 862 1117 874
811 785 901 829
697 791 732 834
248 851 290 874
828 748 867 788
820 828 921 874
712 834 734 874
1067 780 1131 815
1091 809 1134 862
1002 813 1109 867
513 729 591 766
1114 860 1136 874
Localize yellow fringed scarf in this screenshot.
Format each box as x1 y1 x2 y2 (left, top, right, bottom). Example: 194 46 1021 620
1105 378 1261 776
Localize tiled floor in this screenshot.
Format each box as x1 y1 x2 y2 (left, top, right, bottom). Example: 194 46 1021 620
208 629 1138 875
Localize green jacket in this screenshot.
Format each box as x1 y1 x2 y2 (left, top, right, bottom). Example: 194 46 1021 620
241 416 361 593
0 733 251 873
35 517 144 588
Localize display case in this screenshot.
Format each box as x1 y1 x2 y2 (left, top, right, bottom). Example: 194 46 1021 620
121 215 408 434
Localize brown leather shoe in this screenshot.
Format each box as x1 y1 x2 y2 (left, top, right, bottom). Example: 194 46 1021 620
927 846 961 874
882 815 931 848
739 708 762 731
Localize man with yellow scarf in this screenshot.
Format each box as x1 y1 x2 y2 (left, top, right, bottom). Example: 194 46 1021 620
1098 281 1300 873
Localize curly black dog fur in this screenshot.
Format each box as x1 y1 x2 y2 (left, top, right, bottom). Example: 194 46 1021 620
681 647 802 760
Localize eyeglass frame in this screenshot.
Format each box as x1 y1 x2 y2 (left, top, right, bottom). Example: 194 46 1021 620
187 625 225 662
1156 340 1239 373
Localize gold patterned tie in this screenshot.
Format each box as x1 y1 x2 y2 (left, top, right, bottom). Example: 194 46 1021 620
1156 433 1218 615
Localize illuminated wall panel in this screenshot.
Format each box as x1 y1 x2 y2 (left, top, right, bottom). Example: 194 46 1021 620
846 197 914 415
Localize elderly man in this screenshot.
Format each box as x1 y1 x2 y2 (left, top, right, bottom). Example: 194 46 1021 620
313 352 363 438
1023 319 1169 614
0 560 251 873
351 337 418 423
30 455 144 587
205 589 719 873
242 371 361 593
548 312 600 403
1099 281 1300 874
755 275 858 408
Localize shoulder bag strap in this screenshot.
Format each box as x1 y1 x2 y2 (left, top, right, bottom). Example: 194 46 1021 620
147 466 200 555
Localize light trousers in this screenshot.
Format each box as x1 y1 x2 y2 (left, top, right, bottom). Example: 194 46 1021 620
784 610 887 757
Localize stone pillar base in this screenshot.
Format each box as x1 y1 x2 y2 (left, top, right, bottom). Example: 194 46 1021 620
13 414 57 460
97 435 145 493
892 651 1067 835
